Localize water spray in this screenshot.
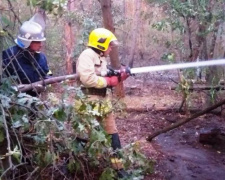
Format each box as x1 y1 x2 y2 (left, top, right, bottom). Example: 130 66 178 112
129 59 225 74
101 59 225 77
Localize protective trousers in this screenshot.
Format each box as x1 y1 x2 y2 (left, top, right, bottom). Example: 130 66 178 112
74 94 125 171
75 94 118 134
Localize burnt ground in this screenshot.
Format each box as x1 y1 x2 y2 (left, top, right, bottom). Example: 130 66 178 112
117 76 225 180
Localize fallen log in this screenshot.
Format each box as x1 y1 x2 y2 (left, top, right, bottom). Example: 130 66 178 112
170 85 225 91
126 106 171 112
125 107 221 115
17 74 78 92
146 98 225 142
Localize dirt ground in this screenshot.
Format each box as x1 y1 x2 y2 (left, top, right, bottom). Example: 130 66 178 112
117 76 225 180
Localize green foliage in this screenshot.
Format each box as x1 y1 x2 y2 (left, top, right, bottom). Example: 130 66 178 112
0 81 153 179
152 20 169 31
151 0 225 62
123 142 154 174
65 1 125 60
0 15 13 28
99 167 115 180
73 16 98 59
150 0 225 109
161 52 175 63
178 70 194 92
27 0 67 16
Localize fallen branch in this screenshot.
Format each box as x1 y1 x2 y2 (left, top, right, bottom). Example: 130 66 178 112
170 85 225 91
0 163 27 179
146 99 225 142
125 107 221 115
0 105 13 168
17 74 78 92
126 106 170 112
26 167 39 180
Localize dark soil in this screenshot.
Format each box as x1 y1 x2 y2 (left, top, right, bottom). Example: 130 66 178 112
117 76 225 180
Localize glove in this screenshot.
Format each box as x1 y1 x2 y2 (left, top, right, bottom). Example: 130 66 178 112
33 84 45 92
105 76 119 87
120 72 129 81
120 65 130 81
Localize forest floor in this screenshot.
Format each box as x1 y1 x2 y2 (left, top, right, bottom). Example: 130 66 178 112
117 76 225 180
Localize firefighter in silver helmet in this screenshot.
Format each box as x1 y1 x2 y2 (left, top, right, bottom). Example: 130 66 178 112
2 15 50 96
76 28 130 178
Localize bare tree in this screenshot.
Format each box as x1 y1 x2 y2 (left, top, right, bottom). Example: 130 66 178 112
0 11 3 78
99 0 125 97
128 0 141 68
99 0 120 68
204 3 224 108
121 0 127 62
167 0 225 109
64 0 75 74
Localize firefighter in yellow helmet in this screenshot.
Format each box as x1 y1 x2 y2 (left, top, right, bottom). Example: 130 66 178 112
76 28 129 178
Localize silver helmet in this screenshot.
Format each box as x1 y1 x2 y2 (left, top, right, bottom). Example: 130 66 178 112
15 13 46 48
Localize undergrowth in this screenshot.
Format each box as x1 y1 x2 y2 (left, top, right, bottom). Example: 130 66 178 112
0 80 154 180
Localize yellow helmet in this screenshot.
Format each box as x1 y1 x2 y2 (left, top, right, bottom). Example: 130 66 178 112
88 28 118 51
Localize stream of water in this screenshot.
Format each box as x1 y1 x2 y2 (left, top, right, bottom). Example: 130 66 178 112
131 59 225 74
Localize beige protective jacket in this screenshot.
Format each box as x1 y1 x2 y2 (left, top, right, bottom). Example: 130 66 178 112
76 48 108 88
76 48 118 134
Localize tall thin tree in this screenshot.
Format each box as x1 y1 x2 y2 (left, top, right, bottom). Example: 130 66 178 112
64 0 75 74
128 0 141 68
99 0 125 97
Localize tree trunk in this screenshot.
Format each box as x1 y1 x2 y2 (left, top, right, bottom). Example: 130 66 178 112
99 0 125 97
64 0 75 74
205 21 221 108
0 35 3 80
0 28 7 80
128 0 141 68
121 0 127 62
188 20 206 62
100 0 119 68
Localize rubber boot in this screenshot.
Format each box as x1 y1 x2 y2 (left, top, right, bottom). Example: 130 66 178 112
111 133 129 179
111 133 122 150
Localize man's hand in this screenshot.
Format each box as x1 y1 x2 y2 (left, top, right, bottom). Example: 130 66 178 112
120 72 129 81
33 84 45 92
120 65 130 81
105 76 119 87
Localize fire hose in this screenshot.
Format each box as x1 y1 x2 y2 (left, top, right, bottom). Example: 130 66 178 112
16 59 225 92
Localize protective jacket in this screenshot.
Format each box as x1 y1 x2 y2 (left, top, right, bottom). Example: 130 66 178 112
76 48 118 134
76 48 108 88
2 45 49 84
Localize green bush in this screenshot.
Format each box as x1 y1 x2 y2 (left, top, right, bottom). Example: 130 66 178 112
0 80 153 179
